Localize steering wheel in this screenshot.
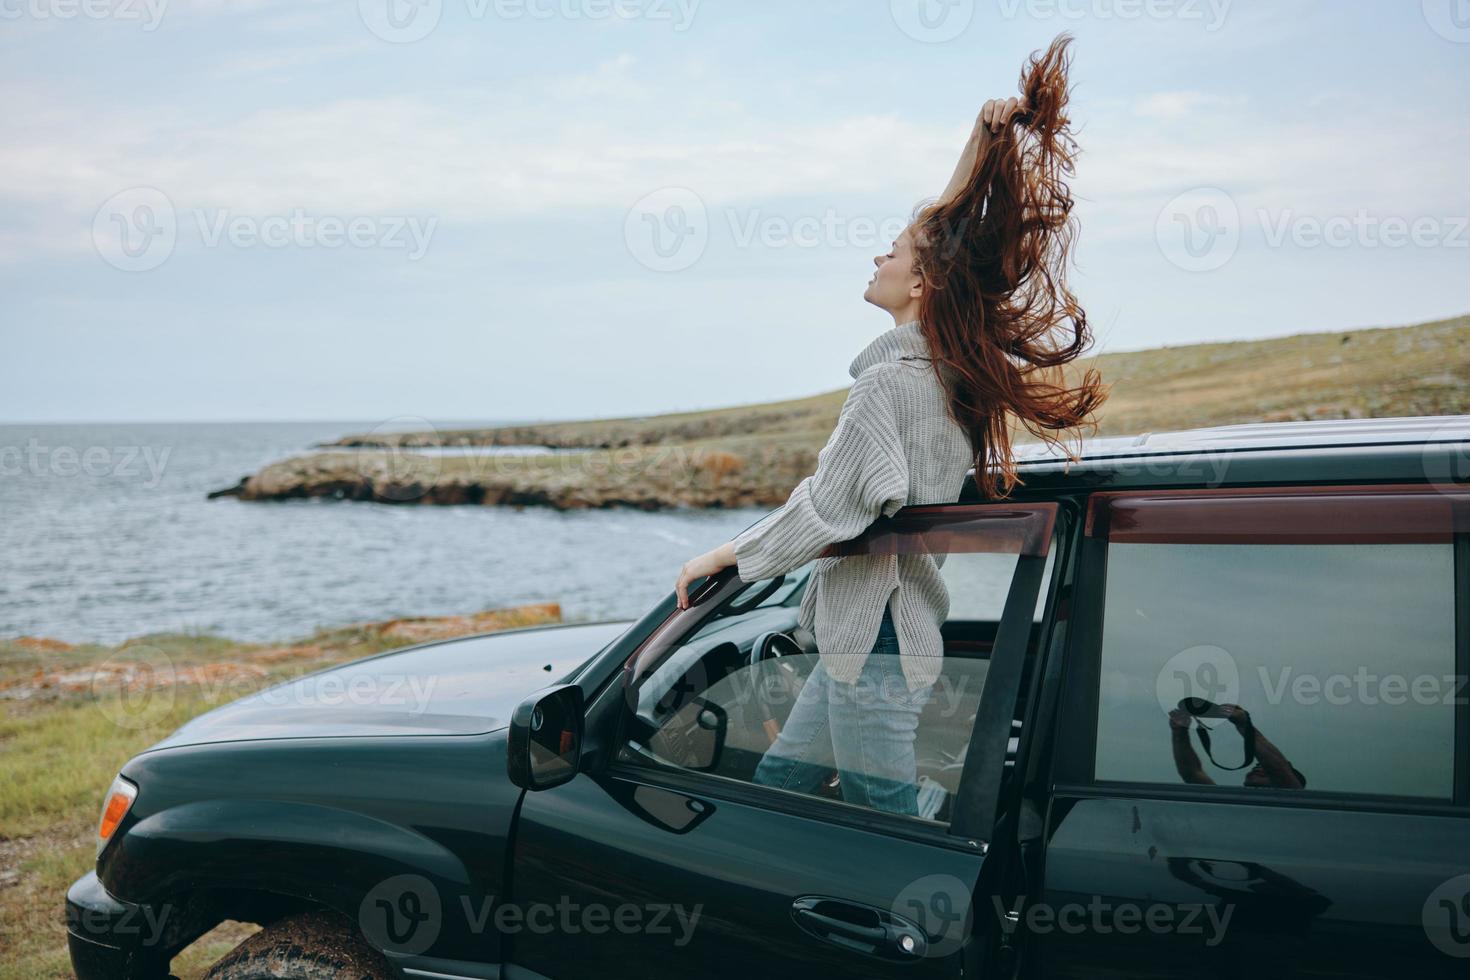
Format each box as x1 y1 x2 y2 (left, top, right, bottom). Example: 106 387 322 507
749 629 805 666
745 629 809 763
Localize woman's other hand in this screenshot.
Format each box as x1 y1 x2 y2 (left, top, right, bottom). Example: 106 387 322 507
977 96 1026 136
674 541 737 609
938 96 1029 207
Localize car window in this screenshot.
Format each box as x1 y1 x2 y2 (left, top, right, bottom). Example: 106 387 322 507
1090 491 1461 800
619 504 1059 825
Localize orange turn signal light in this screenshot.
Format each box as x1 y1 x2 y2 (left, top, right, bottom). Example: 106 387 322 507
97 776 138 855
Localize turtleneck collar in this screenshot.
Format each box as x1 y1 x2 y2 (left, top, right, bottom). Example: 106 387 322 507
848 319 930 379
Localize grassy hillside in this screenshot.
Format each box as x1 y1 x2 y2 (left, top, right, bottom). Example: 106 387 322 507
219 314 1468 510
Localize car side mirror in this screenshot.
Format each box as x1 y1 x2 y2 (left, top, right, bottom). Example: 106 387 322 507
507 684 584 791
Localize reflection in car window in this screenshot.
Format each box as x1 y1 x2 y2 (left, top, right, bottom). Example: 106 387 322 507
1094 542 1456 799
621 515 1058 825
943 547 1054 623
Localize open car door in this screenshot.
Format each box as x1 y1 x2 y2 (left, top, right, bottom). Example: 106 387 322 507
503 500 1072 980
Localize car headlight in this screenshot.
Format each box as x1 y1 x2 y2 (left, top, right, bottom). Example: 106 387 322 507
96 775 138 856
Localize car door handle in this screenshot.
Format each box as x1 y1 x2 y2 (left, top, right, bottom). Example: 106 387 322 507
790 896 928 960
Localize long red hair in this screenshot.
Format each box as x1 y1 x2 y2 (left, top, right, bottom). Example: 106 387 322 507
911 33 1108 500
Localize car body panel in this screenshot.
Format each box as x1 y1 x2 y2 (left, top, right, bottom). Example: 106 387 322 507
1039 793 1470 979
148 620 632 752
509 772 985 980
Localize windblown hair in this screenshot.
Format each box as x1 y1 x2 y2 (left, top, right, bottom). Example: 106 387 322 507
911 33 1109 500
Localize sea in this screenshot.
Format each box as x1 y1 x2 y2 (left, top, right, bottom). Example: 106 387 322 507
0 422 767 646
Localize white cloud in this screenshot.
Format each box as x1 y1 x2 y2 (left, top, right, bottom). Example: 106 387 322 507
1132 90 1241 120
1 49 1465 274
210 39 377 78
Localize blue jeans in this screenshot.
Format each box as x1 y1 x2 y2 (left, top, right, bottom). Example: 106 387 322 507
751 609 934 816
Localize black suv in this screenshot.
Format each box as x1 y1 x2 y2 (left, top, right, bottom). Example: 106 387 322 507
67 416 1470 980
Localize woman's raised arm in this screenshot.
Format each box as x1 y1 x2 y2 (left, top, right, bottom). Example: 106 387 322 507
936 97 1027 208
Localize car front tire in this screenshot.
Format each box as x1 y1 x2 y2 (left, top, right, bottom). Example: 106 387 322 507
201 910 395 980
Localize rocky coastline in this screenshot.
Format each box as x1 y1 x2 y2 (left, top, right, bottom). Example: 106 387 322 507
210 316 1468 510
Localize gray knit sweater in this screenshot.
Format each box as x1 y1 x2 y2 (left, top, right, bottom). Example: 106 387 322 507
732 319 974 691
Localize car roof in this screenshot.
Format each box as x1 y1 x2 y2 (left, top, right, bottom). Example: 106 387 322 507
1013 415 1470 462
963 415 1470 495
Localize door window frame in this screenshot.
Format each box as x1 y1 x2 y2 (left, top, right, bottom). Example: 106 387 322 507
1053 483 1470 815
590 500 1070 848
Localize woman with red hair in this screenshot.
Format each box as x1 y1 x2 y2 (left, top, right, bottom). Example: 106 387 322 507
676 35 1107 816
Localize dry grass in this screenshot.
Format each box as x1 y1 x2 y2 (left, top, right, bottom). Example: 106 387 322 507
0 604 562 980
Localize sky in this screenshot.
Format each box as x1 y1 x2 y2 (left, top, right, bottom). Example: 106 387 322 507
2 0 1467 423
